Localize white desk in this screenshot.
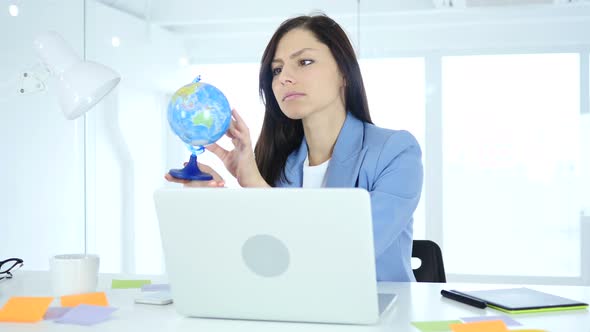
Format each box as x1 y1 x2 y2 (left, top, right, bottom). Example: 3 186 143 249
1 271 589 331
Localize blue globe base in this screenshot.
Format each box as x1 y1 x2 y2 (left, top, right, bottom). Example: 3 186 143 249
168 154 213 181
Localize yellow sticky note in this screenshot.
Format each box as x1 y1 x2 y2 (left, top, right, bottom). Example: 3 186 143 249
451 320 509 332
0 296 53 322
60 292 109 307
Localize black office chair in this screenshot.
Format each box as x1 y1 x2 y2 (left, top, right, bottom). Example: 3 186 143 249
411 240 446 283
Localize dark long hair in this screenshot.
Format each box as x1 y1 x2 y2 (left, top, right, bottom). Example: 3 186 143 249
255 14 372 186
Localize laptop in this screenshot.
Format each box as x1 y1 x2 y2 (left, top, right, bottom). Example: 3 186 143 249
153 188 396 325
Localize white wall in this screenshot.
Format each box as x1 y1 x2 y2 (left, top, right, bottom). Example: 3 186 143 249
0 0 85 269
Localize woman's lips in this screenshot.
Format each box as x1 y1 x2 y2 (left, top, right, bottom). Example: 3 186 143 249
282 92 306 101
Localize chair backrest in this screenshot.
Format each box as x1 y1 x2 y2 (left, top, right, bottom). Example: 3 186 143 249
412 240 446 282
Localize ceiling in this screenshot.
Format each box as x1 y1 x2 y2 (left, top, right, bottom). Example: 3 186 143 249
94 0 576 23
92 0 590 63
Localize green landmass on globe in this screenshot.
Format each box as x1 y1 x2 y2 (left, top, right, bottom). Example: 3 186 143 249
192 108 214 128
174 84 198 101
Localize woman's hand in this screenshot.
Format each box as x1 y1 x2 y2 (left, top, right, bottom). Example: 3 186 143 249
206 109 269 188
164 162 225 188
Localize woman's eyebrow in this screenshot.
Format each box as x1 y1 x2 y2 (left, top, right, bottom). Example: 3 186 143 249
272 48 317 64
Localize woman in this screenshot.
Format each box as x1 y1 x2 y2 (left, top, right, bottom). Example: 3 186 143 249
166 14 423 282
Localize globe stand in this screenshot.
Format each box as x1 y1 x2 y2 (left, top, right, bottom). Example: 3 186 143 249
168 153 213 181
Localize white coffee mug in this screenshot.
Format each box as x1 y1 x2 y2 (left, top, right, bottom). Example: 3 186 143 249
49 254 99 296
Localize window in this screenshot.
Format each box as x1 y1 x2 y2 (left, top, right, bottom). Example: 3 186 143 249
360 58 426 239
442 53 581 277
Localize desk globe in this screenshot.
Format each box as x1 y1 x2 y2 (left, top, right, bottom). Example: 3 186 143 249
167 76 231 180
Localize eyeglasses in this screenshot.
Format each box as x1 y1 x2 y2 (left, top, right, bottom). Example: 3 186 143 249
0 258 23 281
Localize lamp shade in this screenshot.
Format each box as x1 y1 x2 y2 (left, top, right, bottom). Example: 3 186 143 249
34 31 121 120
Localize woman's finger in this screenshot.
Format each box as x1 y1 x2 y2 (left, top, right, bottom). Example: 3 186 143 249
183 180 221 188
230 126 243 140
206 143 228 160
225 125 237 139
232 109 249 134
231 138 239 148
164 173 189 184
197 162 224 182
196 162 214 173
232 108 244 123
207 180 225 187
225 120 240 139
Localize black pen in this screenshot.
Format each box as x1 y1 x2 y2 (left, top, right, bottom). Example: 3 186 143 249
440 289 487 309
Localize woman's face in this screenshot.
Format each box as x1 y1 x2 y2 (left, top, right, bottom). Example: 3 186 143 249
271 28 345 120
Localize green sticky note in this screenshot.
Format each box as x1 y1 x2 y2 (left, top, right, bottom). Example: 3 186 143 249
412 320 463 332
111 279 151 289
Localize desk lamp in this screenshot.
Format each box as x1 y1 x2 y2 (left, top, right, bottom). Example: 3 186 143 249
31 31 120 119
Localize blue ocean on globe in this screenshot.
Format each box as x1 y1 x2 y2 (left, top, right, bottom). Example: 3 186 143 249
167 77 231 152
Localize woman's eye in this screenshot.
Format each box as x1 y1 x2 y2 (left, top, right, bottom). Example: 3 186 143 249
272 67 282 76
300 59 314 66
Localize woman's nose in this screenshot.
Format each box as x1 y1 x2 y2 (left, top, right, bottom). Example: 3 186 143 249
279 69 295 85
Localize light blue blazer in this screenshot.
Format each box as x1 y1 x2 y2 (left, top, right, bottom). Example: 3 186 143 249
275 112 423 282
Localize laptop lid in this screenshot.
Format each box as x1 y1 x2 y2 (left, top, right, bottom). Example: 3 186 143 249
153 188 381 325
